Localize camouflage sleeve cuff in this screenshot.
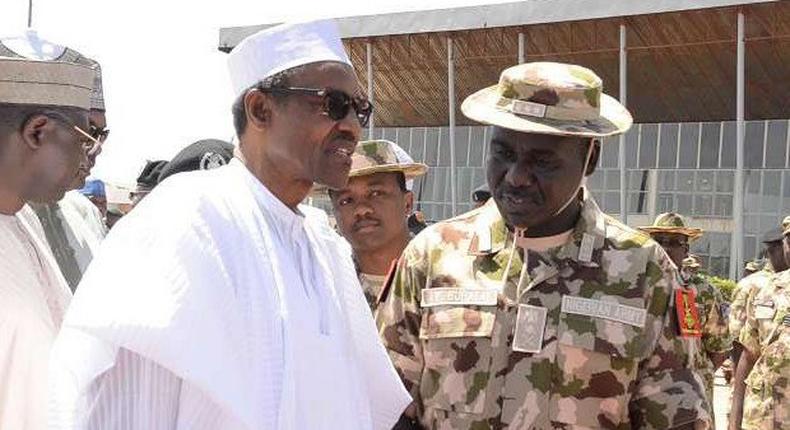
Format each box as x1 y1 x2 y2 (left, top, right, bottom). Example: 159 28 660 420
630 368 712 430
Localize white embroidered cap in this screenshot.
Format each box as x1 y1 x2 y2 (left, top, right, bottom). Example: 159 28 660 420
227 19 351 98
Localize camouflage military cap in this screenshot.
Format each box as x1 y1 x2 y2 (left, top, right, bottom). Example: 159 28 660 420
348 140 428 180
461 62 633 138
639 212 703 241
782 215 790 235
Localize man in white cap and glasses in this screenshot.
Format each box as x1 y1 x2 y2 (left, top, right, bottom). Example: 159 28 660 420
48 20 410 430
0 56 97 430
327 139 428 312
376 62 711 429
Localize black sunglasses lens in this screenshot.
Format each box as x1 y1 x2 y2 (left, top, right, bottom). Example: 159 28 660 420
324 90 351 121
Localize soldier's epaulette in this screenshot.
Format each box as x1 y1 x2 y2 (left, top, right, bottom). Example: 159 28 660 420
376 259 399 305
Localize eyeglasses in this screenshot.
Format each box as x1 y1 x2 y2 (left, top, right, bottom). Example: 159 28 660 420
257 86 373 127
46 113 103 157
89 125 110 143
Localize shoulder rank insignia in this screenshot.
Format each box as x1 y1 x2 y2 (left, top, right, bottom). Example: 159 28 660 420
675 288 702 337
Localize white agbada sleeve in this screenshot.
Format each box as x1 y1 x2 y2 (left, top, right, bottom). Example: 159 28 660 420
0 206 71 430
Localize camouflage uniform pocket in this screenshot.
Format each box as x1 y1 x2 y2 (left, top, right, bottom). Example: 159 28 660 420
551 313 641 428
418 306 496 417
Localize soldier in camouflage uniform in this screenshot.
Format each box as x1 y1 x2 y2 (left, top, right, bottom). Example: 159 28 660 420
376 62 711 429
639 213 731 410
730 229 787 367
328 139 427 311
730 221 790 430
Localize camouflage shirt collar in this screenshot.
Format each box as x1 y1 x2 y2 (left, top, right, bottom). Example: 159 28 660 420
468 191 607 258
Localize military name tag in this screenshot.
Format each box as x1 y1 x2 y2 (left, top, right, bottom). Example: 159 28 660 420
421 288 498 307
512 304 548 353
675 289 702 337
755 303 776 320
561 296 647 327
578 233 595 263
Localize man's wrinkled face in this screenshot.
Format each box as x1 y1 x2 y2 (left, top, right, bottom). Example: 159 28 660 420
266 62 363 190
71 109 107 189
487 127 595 229
652 232 689 268
330 172 413 252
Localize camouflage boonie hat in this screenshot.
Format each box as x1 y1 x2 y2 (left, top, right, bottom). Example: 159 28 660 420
461 62 633 138
348 140 427 180
639 212 704 241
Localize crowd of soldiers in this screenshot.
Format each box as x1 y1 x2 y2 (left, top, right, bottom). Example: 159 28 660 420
2 18 790 430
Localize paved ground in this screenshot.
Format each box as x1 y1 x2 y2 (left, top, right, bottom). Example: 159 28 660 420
714 372 732 430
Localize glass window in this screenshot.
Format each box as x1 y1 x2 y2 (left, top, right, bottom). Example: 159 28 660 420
424 128 440 166
714 195 733 217
695 171 714 193
468 127 486 167
766 120 788 168
382 128 397 142
626 127 639 168
784 171 790 213
658 170 675 191
598 136 616 168
411 128 427 163
679 123 700 168
745 121 766 169
629 192 648 214
604 192 620 214
762 171 781 213
657 194 674 213
628 170 647 192
716 171 734 193
744 236 758 263
587 170 604 190
709 233 730 257
745 209 759 234
454 126 470 167
605 170 621 191
658 123 679 168
721 122 736 168
438 127 451 167
677 194 692 214
639 124 658 169
693 195 713 217
677 171 694 192
745 171 761 213
699 122 721 168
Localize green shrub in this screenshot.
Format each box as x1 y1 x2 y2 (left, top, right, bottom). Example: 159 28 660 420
707 275 737 302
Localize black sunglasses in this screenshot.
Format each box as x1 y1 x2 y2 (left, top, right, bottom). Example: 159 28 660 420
257 86 373 127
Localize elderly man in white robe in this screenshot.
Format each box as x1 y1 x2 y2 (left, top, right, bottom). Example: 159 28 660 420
0 57 97 430
49 20 411 430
